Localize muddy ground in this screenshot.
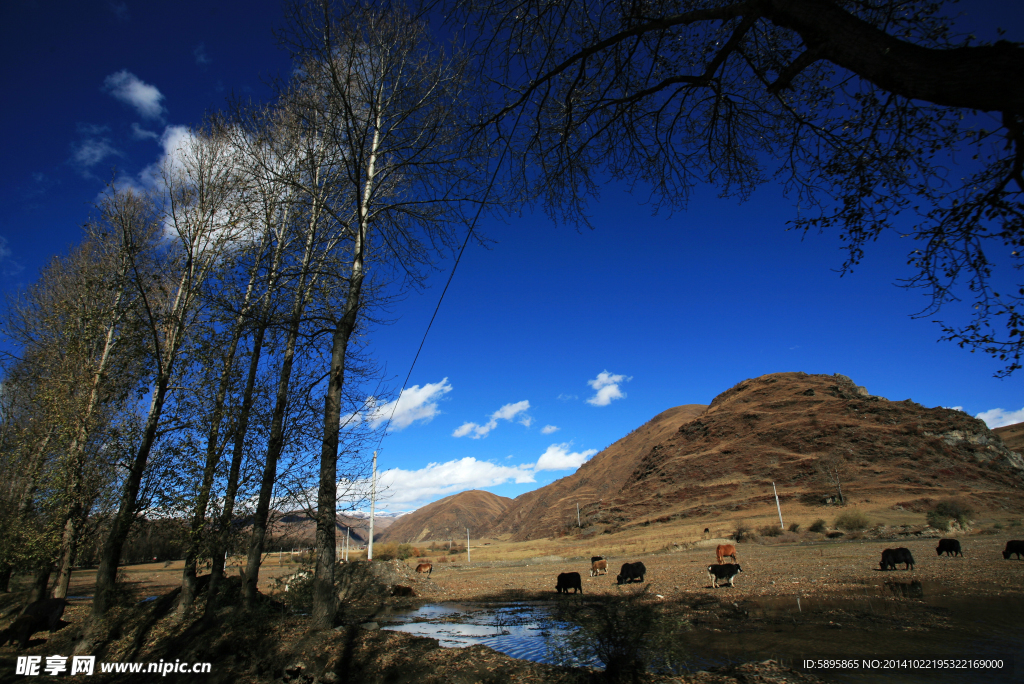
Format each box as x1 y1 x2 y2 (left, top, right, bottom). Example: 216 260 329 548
1 535 1021 683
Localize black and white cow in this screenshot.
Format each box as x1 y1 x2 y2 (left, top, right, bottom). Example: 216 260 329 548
707 564 743 588
936 539 962 557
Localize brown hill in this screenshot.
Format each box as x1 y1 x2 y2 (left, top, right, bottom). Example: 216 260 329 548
604 372 1024 531
377 490 512 543
487 404 707 541
259 511 396 549
483 373 1024 541
994 421 1024 453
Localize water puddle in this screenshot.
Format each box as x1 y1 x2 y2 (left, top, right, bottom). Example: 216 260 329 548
382 602 587 665
381 582 1021 683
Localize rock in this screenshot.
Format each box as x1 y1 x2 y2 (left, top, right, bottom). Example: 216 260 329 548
360 622 379 631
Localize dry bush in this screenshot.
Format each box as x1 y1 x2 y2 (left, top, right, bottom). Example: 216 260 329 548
834 510 870 531
809 519 827 533
757 524 783 537
787 522 801 533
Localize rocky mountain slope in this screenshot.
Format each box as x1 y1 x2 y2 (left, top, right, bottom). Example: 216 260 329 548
486 404 707 541
484 373 1024 541
600 372 1024 532
994 421 1024 453
377 490 512 543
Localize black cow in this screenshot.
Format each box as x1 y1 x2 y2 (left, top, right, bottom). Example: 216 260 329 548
556 572 583 594
707 564 743 588
0 598 67 649
1003 540 1024 560
880 547 915 571
936 539 963 557
616 561 646 585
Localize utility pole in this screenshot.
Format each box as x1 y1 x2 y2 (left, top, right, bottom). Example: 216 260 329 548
368 450 377 560
773 482 784 530
577 503 581 528
466 528 470 563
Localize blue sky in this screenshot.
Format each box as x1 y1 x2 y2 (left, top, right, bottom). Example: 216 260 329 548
2 0 1021 513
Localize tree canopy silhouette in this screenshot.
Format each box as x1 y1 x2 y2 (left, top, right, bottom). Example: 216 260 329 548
458 0 1024 374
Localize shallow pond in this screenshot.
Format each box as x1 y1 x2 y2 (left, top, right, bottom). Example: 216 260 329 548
381 579 1022 683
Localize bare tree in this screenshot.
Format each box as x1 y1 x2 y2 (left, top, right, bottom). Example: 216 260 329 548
457 0 1024 374
92 128 247 617
280 0 486 629
816 450 848 505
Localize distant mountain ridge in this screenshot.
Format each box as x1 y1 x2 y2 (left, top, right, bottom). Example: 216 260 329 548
377 490 512 543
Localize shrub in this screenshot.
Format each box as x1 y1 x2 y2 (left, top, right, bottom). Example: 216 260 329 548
926 510 951 531
733 522 754 542
787 522 801 533
834 510 870 531
373 543 398 561
931 499 974 528
397 544 413 560
808 519 827 533
758 525 783 537
993 522 1004 530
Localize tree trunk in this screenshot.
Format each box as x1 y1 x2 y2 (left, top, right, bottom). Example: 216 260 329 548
179 273 260 614
311 131 374 629
27 565 53 603
242 221 319 609
92 373 172 617
0 566 11 593
207 322 268 608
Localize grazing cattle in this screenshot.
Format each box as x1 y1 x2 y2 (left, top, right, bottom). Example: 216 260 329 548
716 544 738 564
1 599 67 649
707 564 743 588
590 559 608 577
616 562 646 585
703 528 711 539
1003 540 1024 560
556 572 583 594
936 539 963 557
591 556 604 563
880 547 915 571
415 562 432 576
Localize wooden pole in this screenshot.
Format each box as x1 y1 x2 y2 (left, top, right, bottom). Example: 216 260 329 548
466 528 470 563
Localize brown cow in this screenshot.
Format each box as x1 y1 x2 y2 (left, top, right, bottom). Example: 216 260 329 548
590 559 607 577
716 544 738 564
415 562 432 577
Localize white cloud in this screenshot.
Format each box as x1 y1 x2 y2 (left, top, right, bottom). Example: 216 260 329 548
362 378 453 431
453 400 530 439
103 70 166 120
541 425 559 434
976 406 1024 429
366 457 536 509
131 123 159 141
557 393 578 401
194 43 211 65
72 137 119 168
534 442 598 471
519 416 533 428
355 440 598 509
586 370 632 406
